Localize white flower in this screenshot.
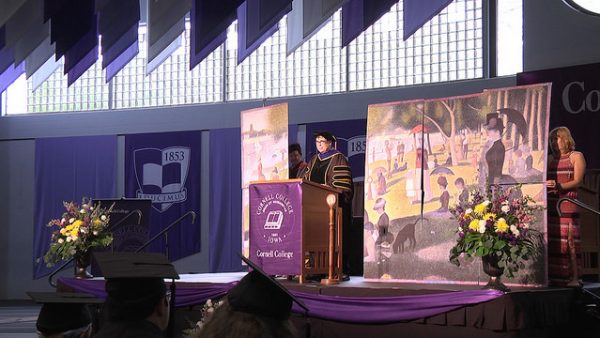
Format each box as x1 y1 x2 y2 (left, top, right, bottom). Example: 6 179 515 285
483 200 490 206
69 218 75 224
501 205 510 213
66 237 72 242
100 215 107 221
80 227 87 234
510 225 520 236
80 209 86 214
478 220 487 234
61 218 66 225
58 238 64 244
90 206 94 211
465 208 473 215
93 231 98 235
458 226 463 233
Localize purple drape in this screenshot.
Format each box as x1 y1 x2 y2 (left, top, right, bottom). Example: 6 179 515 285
342 0 398 47
190 0 243 69
33 136 118 279
98 0 139 80
208 128 243 272
48 0 95 59
58 277 503 322
0 61 24 93
403 0 454 40
147 0 189 65
237 0 291 64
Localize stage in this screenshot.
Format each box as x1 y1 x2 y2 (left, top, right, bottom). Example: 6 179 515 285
55 272 600 338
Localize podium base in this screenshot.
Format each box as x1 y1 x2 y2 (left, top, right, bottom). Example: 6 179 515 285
320 277 339 285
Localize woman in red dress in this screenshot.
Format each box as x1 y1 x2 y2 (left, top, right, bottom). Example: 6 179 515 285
546 126 586 287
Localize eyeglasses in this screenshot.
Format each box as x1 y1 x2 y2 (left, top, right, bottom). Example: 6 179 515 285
315 139 329 144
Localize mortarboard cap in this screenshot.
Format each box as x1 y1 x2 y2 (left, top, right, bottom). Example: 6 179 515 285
93 252 179 279
93 252 179 322
27 291 102 335
228 255 308 321
314 131 336 143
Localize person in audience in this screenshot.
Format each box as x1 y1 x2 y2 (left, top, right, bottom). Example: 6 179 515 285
93 252 179 338
28 291 101 338
191 256 301 338
288 143 308 179
546 126 586 287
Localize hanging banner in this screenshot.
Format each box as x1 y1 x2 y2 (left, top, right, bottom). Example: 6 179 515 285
240 103 289 257
124 131 201 260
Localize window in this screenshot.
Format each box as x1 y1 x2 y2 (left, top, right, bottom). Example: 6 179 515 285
4 0 494 115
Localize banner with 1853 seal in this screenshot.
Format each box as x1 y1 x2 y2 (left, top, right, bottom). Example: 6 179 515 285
125 131 201 260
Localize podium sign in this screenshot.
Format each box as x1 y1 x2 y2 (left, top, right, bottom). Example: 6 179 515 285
249 180 303 275
249 179 341 281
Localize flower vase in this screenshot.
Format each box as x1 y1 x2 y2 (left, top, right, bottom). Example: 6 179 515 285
74 252 93 279
482 255 510 292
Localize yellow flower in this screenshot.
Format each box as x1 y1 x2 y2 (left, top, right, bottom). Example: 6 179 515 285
468 219 479 231
474 202 488 215
483 213 496 221
495 218 509 233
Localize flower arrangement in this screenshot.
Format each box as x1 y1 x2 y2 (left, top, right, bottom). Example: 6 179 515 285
43 198 114 266
182 298 224 337
449 185 543 278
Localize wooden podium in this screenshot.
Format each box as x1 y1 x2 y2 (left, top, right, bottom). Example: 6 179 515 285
249 179 342 283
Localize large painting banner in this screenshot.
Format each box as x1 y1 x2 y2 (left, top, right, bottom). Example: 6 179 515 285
241 103 289 257
364 84 551 286
124 131 201 260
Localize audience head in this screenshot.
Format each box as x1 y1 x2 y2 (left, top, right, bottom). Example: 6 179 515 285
94 252 179 332
28 291 101 338
197 256 303 338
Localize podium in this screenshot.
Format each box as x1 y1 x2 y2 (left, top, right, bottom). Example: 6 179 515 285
249 179 342 283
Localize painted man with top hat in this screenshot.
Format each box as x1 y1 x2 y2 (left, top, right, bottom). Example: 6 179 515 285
479 112 505 188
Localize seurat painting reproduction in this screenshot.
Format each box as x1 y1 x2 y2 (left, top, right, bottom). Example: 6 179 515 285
363 83 551 287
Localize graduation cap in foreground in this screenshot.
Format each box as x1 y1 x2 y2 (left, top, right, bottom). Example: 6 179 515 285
93 252 179 331
229 255 309 321
27 291 103 336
